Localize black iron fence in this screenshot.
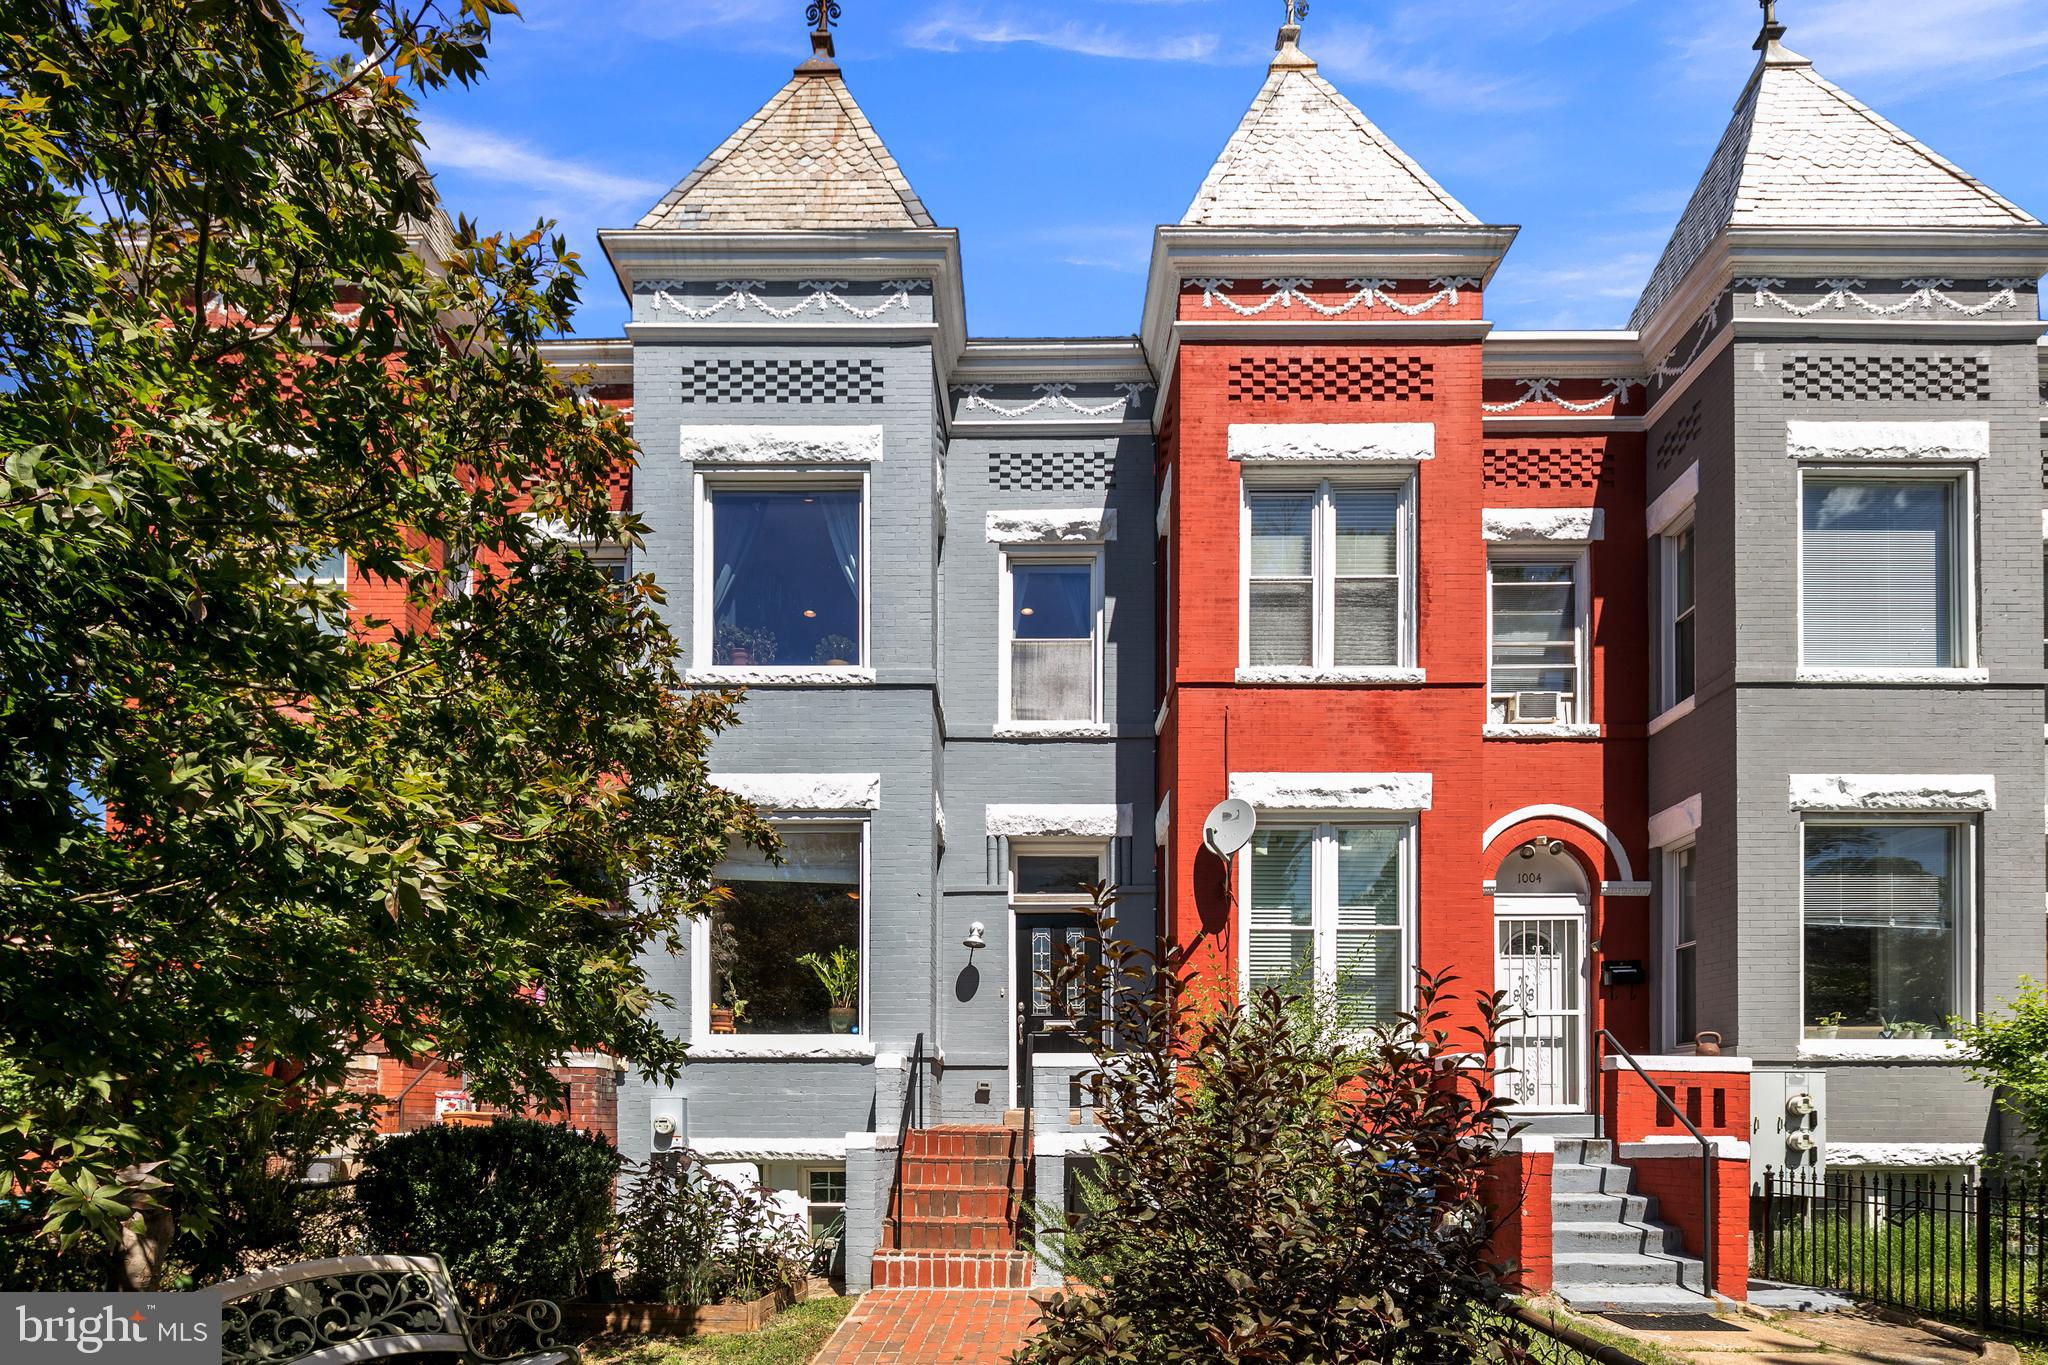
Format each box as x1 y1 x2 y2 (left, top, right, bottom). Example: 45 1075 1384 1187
1752 1167 2048 1339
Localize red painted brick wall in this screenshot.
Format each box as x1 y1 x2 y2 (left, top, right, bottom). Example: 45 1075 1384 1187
1158 299 1652 1053
361 1052 619 1148
1485 1147 1553 1293
1623 1151 1750 1300
1603 1066 1750 1144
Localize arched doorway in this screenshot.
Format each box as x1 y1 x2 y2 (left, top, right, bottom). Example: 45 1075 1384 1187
1494 840 1591 1112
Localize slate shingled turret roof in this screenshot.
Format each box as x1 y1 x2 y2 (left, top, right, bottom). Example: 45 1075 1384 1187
1631 31 2038 330
636 62 934 232
1181 24 1478 229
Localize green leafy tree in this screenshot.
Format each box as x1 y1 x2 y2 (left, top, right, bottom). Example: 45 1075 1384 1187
0 0 768 1287
1953 979 2048 1175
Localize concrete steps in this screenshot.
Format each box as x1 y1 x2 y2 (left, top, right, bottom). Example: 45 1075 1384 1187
1548 1139 1714 1313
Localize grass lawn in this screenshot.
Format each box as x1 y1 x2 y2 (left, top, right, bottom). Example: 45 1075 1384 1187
579 1297 853 1365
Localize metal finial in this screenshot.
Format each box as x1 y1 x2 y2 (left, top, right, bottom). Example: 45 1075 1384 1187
1755 0 1787 52
801 0 841 68
1284 0 1309 26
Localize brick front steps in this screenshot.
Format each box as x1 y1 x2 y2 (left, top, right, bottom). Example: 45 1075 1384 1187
874 1125 1030 1289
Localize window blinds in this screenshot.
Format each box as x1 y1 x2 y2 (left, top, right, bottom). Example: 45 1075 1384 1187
1801 478 1955 667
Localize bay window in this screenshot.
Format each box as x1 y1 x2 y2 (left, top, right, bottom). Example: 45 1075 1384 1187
1245 823 1412 1028
702 479 864 669
1003 554 1101 725
1802 821 1968 1041
1244 476 1412 671
1800 473 1969 669
1488 554 1585 723
706 823 863 1036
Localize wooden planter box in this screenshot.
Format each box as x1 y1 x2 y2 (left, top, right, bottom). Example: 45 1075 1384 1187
566 1284 799 1340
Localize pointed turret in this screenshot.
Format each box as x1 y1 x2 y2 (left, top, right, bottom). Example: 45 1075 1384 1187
634 9 933 234
1181 17 1477 228
1632 2 2037 329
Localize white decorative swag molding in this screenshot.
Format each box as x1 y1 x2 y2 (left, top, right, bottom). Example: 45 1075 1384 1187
649 279 928 321
713 773 881 812
1189 276 1481 319
1482 508 1604 543
985 804 1132 839
1785 420 1988 462
1228 423 1435 464
1788 774 1995 813
681 424 883 464
984 509 1118 544
1228 773 1433 812
953 383 1152 421
1481 378 1640 415
1738 277 2028 319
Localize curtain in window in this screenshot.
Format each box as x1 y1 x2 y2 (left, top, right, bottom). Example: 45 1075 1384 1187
711 494 768 622
1334 827 1403 1027
1801 479 1954 667
1333 489 1399 666
820 492 861 595
1248 829 1313 991
1249 493 1314 666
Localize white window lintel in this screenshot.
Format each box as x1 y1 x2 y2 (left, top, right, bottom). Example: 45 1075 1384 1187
1648 794 1703 849
1483 507 1605 543
713 772 881 811
1228 422 1435 464
1228 772 1433 812
1787 419 1989 463
1788 774 1995 813
681 424 883 464
986 803 1131 838
985 508 1118 544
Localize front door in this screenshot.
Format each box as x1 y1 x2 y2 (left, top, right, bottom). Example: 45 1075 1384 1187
1015 913 1097 1111
1495 898 1588 1111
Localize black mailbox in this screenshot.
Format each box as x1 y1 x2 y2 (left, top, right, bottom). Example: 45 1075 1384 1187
1601 960 1647 987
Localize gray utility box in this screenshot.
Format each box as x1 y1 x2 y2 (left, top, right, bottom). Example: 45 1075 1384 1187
1750 1068 1826 1184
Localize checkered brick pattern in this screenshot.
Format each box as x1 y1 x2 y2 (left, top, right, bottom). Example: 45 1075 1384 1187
1227 354 1435 403
989 448 1114 492
1779 354 1990 402
1483 443 1614 491
2041 445 2047 492
679 358 884 404
1656 400 1703 472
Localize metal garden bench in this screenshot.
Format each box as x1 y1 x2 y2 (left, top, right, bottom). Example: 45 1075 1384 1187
214 1253 578 1364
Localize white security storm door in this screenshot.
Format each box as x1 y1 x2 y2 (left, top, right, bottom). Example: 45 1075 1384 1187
1496 897 1588 1112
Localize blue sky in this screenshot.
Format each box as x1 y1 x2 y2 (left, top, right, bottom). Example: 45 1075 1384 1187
392 0 2048 338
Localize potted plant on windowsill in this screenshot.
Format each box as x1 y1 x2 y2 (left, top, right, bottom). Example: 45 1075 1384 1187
715 622 778 668
1811 1012 1844 1040
710 982 746 1035
812 634 856 667
798 946 858 1035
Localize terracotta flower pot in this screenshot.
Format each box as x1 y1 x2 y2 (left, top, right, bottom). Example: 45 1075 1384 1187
827 1007 856 1035
710 1008 737 1034
728 648 751 667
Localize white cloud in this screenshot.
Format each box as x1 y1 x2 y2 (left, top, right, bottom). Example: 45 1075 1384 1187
418 120 665 206
1031 223 1155 275
1667 0 2048 94
1308 24 1561 112
903 11 1220 62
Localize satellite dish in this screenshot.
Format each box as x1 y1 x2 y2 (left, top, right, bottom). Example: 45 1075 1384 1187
1202 799 1257 859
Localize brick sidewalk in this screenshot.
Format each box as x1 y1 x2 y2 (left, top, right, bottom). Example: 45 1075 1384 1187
811 1290 1042 1364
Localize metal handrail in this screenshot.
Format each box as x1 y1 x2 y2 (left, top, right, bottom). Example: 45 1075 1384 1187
1594 1028 1719 1297
886 1034 928 1250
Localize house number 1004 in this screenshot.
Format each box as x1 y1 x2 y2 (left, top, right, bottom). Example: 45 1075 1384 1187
1516 872 1546 885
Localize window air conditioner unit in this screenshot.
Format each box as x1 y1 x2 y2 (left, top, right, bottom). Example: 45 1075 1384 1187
1508 691 1564 724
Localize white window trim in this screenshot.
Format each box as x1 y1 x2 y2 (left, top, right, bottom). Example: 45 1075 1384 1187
1655 512 1697 720
1485 546 1591 728
691 468 872 679
1794 464 1979 677
1236 819 1419 1021
1795 814 1977 1059
1660 841 1698 1054
997 546 1105 731
690 814 872 1056
1238 470 1417 675
1008 838 1112 907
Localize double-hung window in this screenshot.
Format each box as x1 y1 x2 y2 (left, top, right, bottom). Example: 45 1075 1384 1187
1667 845 1697 1049
1245 824 1412 1028
1802 821 1970 1041
1245 477 1412 671
1488 554 1586 723
1002 554 1101 725
700 478 865 670
1800 472 1970 669
704 822 864 1037
1660 522 1696 710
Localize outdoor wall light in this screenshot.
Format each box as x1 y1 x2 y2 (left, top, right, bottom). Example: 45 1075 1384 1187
1518 844 1536 859
963 921 987 951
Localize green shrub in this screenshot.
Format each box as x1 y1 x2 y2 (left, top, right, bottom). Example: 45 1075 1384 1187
355 1119 621 1308
615 1158 811 1306
1018 885 1519 1365
1953 979 2048 1175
